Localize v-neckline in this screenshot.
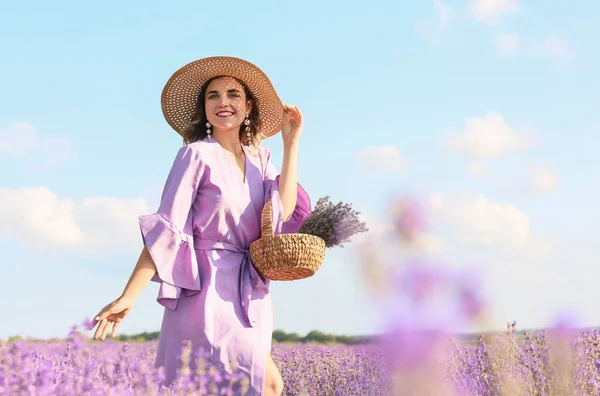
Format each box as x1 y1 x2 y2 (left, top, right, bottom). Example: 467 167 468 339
236 149 248 184
214 140 248 184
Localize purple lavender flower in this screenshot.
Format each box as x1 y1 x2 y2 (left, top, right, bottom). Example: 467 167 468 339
389 197 427 242
298 196 368 248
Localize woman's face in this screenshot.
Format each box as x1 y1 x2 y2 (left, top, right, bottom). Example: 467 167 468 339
204 76 251 134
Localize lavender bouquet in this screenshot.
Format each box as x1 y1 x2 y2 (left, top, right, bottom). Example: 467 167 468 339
298 196 368 248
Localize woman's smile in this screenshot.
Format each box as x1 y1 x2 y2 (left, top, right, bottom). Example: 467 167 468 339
216 110 235 118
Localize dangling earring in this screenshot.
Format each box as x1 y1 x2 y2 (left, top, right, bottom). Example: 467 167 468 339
206 121 212 140
244 116 251 145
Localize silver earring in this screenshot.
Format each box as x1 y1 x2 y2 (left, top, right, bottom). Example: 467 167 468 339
206 121 212 140
244 116 251 144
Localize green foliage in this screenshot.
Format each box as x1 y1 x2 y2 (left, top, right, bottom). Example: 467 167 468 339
116 331 160 342
273 329 375 345
110 329 375 345
7 335 23 343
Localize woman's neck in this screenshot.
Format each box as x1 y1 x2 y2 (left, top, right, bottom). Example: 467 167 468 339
213 129 243 155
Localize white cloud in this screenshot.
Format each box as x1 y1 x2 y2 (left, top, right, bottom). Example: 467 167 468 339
517 36 574 61
0 186 150 254
356 145 405 172
417 1 572 65
495 33 519 55
354 211 445 254
494 166 559 195
0 122 37 156
429 193 444 209
415 0 455 43
429 192 552 258
468 161 487 178
0 122 74 171
542 36 573 61
431 192 530 246
531 166 558 194
353 212 399 245
469 0 519 23
444 112 533 160
413 232 446 252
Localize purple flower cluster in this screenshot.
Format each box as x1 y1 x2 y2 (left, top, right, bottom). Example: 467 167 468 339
298 196 368 248
447 321 600 396
0 323 252 395
272 344 388 395
6 323 600 395
0 325 387 395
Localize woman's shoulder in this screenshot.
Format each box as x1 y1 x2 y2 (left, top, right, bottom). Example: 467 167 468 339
250 143 272 158
186 139 213 152
243 144 272 168
167 140 217 168
175 139 218 158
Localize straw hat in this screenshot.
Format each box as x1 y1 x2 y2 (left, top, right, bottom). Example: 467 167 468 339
161 56 284 138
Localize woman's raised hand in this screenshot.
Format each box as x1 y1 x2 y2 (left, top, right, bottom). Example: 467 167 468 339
281 104 303 148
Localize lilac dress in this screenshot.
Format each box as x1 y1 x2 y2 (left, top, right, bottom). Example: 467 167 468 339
138 138 311 394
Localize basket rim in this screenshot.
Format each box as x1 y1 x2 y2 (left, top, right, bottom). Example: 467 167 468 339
249 233 326 246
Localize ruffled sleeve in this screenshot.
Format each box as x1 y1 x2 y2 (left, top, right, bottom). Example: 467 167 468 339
138 144 204 310
261 148 311 235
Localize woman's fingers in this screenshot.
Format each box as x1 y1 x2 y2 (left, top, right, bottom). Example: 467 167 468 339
294 105 303 122
100 320 112 341
111 321 120 339
88 298 130 339
94 318 108 340
283 104 302 126
91 302 112 327
284 105 293 117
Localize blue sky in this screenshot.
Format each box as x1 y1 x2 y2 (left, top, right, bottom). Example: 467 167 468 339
1 0 599 339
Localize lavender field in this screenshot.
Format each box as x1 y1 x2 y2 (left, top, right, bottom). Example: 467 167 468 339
0 330 388 396
3 321 600 395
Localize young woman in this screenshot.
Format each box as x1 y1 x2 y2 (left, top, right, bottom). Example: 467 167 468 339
89 56 311 396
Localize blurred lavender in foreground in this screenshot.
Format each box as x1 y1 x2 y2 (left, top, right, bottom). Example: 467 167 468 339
358 196 486 395
361 195 600 395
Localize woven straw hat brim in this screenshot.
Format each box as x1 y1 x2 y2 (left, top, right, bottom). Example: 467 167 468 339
161 56 284 138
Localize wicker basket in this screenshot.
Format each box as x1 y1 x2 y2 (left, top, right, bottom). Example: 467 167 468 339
250 199 326 281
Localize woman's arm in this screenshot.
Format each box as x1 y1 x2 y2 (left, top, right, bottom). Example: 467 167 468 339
91 246 157 340
278 142 299 221
278 104 303 221
120 245 157 301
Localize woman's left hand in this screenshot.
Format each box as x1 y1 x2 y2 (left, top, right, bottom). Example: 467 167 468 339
281 104 303 148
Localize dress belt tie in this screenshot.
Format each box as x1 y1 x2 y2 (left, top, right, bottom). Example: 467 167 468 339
193 237 269 328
